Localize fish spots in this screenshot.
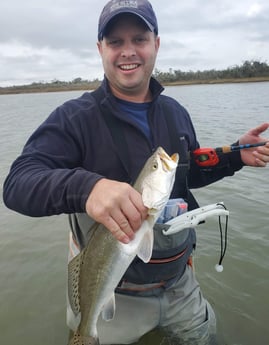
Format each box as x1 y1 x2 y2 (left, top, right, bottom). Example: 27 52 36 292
72 261 80 309
70 333 99 345
68 253 82 314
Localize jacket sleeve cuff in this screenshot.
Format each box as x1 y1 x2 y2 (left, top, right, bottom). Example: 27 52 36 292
218 141 245 172
227 141 245 171
79 174 104 213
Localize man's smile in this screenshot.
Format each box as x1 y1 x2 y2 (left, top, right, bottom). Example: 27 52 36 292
118 64 140 71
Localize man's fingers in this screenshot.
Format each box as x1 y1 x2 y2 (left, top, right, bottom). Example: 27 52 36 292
120 198 146 232
253 144 269 167
249 122 269 137
104 216 132 244
129 190 149 220
110 207 135 239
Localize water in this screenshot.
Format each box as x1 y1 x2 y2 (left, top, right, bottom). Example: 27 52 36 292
0 83 268 345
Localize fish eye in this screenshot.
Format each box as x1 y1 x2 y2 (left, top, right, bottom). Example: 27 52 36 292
152 162 158 170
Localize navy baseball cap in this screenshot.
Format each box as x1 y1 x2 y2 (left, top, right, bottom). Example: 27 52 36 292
98 0 158 40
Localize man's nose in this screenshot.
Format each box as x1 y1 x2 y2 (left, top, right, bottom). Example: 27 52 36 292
121 42 136 57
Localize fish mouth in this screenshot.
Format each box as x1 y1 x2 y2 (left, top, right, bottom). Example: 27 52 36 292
148 207 157 216
159 149 179 171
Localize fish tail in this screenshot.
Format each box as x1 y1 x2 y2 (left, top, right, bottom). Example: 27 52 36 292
69 332 100 345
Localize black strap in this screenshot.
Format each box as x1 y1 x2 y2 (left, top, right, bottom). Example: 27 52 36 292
91 88 131 177
162 102 199 210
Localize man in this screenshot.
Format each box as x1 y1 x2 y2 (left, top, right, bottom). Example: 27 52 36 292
3 0 269 344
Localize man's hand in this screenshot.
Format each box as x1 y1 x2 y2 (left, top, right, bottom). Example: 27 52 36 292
239 123 269 167
85 178 148 243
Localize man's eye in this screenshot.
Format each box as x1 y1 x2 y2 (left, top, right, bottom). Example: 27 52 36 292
108 40 121 46
135 37 146 43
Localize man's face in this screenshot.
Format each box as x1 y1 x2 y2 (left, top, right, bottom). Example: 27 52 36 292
97 14 160 101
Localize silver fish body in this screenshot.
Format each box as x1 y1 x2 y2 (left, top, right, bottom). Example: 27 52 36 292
68 147 179 345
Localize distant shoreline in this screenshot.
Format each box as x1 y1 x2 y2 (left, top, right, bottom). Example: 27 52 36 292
1 76 269 95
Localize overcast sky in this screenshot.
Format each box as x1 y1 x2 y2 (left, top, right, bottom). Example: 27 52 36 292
1 0 269 86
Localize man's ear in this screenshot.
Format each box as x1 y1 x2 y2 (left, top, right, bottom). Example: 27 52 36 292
97 41 102 55
155 36 160 52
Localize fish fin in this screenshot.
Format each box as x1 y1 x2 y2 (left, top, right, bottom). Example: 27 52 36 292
101 293 116 321
137 223 154 263
68 250 84 315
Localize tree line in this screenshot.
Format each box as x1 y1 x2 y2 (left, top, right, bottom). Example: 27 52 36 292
153 60 269 83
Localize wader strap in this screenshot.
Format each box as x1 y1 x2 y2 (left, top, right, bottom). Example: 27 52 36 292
162 103 199 210
91 87 131 177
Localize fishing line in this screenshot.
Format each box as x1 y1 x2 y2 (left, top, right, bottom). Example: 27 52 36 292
215 202 229 272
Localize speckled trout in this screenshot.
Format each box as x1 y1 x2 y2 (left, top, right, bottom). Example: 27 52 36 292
68 147 179 345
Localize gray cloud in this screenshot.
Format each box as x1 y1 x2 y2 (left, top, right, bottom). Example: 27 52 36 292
1 0 269 86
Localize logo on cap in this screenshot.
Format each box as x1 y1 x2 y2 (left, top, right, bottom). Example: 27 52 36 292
110 1 138 12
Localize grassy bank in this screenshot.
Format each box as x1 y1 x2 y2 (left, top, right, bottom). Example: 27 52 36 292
1 76 269 95
0 82 98 95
